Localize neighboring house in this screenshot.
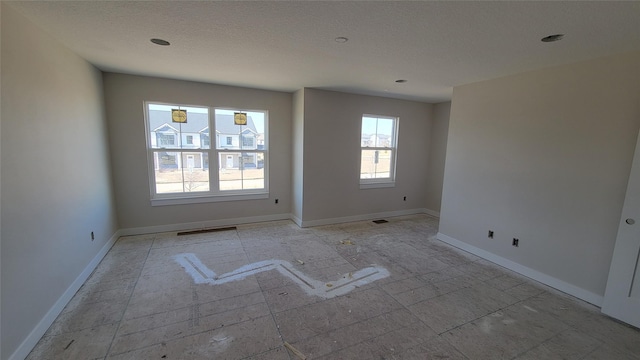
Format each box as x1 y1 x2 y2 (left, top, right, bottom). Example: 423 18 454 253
361 134 391 148
148 110 260 171
214 114 260 169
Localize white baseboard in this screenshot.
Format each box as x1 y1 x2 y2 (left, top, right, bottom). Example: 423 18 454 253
120 213 292 236
299 208 429 227
436 232 604 307
423 208 440 218
290 213 303 227
9 230 121 360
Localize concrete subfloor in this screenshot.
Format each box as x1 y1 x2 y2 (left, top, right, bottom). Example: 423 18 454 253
28 214 640 359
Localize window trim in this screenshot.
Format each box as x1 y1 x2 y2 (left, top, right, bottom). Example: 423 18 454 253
144 102 269 205
359 114 399 189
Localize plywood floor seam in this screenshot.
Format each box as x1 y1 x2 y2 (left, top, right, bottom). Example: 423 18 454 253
27 215 640 360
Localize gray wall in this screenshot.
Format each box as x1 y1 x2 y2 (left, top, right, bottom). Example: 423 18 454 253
0 3 3 355
292 89 305 222
1 5 118 359
425 102 450 214
0 8 448 357
103 73 292 230
440 52 640 299
300 88 433 223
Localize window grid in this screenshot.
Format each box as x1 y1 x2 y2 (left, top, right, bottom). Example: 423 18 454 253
145 103 268 203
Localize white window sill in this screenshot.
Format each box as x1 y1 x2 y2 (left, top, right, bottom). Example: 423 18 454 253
151 192 269 206
360 182 395 189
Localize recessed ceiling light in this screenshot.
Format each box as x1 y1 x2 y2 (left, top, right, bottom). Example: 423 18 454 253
335 37 349 43
395 79 407 83
541 34 564 43
150 38 170 46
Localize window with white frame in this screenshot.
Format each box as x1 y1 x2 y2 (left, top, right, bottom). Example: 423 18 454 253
145 103 268 204
214 108 266 191
360 115 398 187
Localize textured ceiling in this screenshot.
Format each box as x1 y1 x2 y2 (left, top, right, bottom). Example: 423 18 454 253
7 1 640 103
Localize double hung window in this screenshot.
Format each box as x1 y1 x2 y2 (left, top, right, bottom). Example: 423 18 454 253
360 115 398 188
145 103 268 205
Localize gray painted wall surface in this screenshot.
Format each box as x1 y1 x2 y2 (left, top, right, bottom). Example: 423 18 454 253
425 102 450 213
440 52 640 297
103 73 292 229
301 89 433 222
292 90 305 221
1 5 118 358
0 8 448 357
0 3 3 355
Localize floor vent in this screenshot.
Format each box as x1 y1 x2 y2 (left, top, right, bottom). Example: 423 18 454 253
177 226 237 236
372 219 388 224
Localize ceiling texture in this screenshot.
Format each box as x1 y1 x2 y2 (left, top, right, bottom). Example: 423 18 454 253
7 1 640 103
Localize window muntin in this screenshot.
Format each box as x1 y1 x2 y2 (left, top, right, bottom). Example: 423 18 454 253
360 115 398 186
145 103 268 203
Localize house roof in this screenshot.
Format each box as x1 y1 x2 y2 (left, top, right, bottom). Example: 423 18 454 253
215 115 258 135
148 110 258 135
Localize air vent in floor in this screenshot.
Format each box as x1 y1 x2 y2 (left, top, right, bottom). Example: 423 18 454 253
177 226 237 236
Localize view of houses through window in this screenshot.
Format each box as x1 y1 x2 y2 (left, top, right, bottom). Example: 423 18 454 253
360 115 398 184
214 108 266 191
145 103 267 200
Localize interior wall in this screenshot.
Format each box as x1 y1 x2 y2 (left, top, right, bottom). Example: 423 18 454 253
0 3 4 353
439 52 640 300
103 73 292 230
301 88 433 223
1 5 118 359
291 89 305 223
425 102 450 214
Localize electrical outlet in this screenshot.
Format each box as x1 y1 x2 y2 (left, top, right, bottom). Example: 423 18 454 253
91 232 95 241
403 196 407 201
275 199 279 204
488 230 494 239
512 238 519 247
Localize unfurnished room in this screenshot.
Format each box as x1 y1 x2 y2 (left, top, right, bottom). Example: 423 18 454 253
1 1 640 359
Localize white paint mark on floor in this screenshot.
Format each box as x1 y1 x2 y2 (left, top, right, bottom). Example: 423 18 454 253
523 305 538 313
174 253 390 299
196 332 232 356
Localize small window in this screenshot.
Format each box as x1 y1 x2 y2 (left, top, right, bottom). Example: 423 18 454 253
360 115 398 188
226 137 233 145
186 135 193 145
157 133 175 147
242 135 255 148
200 130 210 147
